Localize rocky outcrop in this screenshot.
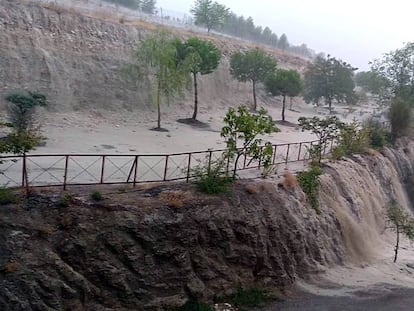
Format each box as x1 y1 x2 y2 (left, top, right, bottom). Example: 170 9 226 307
1 141 413 310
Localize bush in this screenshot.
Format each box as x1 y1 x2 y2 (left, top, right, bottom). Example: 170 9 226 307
192 157 233 194
362 118 392 149
91 191 103 201
0 188 17 205
57 192 74 207
388 97 412 139
331 121 368 159
297 166 322 213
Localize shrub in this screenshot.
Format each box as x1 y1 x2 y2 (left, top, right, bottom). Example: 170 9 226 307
91 191 103 202
297 166 322 213
331 121 368 159
0 188 17 205
192 157 233 194
57 192 74 207
281 171 298 189
363 118 392 149
388 97 412 140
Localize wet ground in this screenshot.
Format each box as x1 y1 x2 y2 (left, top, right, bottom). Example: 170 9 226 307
261 285 414 311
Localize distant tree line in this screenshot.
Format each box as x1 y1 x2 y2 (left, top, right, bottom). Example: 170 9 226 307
102 0 157 14
191 0 314 58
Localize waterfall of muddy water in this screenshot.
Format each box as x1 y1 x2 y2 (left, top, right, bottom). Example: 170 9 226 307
301 139 414 295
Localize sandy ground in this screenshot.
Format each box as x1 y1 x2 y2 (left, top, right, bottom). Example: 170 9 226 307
36 100 378 155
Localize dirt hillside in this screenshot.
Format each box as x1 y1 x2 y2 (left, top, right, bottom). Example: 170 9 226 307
0 0 308 113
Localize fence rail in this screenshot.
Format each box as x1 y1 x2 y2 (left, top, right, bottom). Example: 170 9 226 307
0 139 335 189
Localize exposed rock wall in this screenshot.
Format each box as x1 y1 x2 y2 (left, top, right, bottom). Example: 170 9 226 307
0 141 413 310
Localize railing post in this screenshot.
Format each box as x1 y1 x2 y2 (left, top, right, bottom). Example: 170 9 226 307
285 144 290 164
186 153 191 182
21 154 26 188
258 146 263 168
272 145 277 164
308 142 313 160
297 142 302 161
133 155 139 187
164 155 169 181
63 155 69 191
100 156 106 184
207 150 212 174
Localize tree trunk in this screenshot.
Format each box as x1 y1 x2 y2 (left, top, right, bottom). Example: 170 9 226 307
394 228 400 263
252 80 257 111
157 81 161 129
192 72 198 120
328 97 332 114
282 95 286 121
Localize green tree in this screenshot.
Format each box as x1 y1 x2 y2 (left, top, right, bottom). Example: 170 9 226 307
371 42 414 101
141 0 156 14
191 0 229 33
265 69 303 121
385 204 414 262
103 0 141 10
230 49 277 111
4 91 46 154
298 116 344 164
303 54 357 113
277 33 289 50
175 37 221 120
221 106 279 178
355 71 390 97
127 30 189 130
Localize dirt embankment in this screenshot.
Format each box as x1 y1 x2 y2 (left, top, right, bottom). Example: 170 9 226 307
0 140 413 310
0 0 308 114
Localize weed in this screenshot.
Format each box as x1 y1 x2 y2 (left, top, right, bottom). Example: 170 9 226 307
215 287 274 309
282 171 298 189
192 157 233 194
362 118 391 149
159 190 189 208
2 261 20 273
57 192 74 207
297 166 322 213
0 188 17 205
91 191 104 202
38 225 55 239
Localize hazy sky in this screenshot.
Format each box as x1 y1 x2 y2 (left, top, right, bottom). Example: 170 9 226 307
156 0 412 70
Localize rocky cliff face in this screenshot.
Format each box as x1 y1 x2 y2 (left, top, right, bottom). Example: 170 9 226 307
0 0 307 114
0 140 413 310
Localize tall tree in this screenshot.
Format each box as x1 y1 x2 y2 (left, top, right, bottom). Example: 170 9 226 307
277 33 289 50
371 42 414 101
265 69 303 121
303 54 357 113
175 37 221 120
230 48 277 111
127 30 189 130
191 0 229 33
141 0 156 14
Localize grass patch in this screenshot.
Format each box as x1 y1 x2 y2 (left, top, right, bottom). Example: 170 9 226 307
193 158 233 194
297 166 322 213
57 192 74 207
0 188 17 205
90 191 104 202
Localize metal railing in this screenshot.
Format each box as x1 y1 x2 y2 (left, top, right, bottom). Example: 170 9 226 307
0 139 335 189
